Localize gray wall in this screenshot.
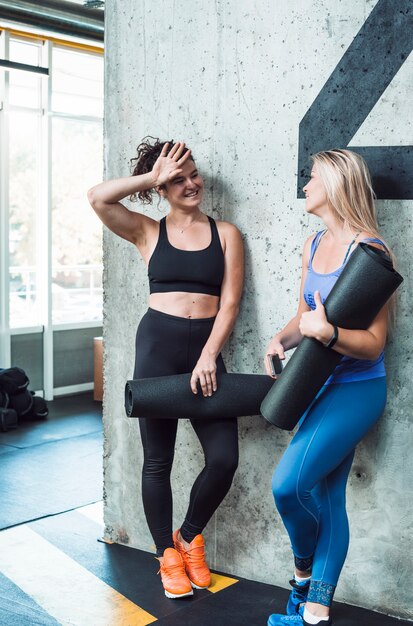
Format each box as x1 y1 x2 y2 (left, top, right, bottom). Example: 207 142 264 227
53 327 102 388
102 0 413 619
10 327 102 391
11 333 44 390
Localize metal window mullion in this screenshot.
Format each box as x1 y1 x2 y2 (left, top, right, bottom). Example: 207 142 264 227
51 110 102 123
39 39 53 399
0 59 48 75
0 30 11 367
9 103 46 113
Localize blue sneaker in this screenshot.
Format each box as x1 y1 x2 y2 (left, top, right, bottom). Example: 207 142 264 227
267 605 332 626
267 612 304 626
286 578 310 615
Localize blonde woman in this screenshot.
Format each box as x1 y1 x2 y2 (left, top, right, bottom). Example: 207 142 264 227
265 150 391 626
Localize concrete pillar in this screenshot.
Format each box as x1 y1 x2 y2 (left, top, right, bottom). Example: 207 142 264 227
102 0 413 619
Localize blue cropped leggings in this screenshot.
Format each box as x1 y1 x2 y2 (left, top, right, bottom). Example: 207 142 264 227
272 377 387 606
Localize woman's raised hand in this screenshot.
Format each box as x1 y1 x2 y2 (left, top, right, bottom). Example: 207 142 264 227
150 142 192 187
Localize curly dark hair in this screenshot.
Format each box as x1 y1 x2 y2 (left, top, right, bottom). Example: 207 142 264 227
130 136 193 204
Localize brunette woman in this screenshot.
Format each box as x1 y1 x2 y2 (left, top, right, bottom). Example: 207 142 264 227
88 139 243 598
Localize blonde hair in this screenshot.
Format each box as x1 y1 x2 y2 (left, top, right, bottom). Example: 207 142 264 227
311 148 396 323
311 149 381 234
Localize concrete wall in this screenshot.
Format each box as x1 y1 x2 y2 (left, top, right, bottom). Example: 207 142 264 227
102 0 413 619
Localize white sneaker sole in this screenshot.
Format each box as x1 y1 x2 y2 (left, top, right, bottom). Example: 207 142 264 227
164 588 194 599
190 581 210 590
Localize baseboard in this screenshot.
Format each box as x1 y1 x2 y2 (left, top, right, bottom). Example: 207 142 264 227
53 383 94 397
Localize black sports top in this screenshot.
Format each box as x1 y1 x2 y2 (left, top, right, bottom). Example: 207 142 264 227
148 216 225 296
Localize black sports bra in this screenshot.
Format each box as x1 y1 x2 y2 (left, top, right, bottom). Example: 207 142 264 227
148 216 225 296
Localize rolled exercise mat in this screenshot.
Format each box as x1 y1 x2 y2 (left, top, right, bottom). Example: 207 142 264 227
125 372 274 419
260 243 403 430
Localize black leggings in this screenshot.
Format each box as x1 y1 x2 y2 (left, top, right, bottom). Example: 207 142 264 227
134 308 239 556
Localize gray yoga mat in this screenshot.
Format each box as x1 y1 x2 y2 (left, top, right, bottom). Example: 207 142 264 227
125 372 274 419
260 243 403 430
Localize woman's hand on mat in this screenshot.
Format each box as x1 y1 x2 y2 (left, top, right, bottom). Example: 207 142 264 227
264 338 285 378
151 142 192 187
190 353 217 397
299 290 334 343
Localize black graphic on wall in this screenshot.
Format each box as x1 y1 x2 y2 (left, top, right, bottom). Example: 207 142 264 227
298 0 413 199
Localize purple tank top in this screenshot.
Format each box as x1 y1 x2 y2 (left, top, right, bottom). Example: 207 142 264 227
303 231 386 384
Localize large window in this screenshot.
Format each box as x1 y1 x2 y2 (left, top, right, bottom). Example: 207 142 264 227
8 37 43 328
2 31 104 328
9 109 42 327
51 44 103 324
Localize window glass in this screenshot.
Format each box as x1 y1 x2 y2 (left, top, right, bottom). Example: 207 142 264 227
9 70 42 109
9 111 41 328
9 39 41 66
52 117 103 324
9 39 43 109
6 38 103 328
52 47 103 117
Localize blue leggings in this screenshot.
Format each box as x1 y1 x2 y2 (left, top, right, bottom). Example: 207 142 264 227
272 377 386 606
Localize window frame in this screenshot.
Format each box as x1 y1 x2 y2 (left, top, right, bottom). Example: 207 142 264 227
0 26 103 398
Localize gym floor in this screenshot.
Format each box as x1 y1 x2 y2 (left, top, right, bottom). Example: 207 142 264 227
0 393 408 626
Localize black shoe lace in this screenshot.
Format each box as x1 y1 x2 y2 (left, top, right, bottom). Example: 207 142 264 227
289 578 310 603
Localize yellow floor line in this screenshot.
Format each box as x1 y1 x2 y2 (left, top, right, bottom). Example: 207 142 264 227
0 526 157 626
208 572 239 593
76 503 238 596
75 505 238 596
77 501 104 527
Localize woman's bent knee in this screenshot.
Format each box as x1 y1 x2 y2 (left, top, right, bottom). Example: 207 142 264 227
207 453 238 479
143 456 174 480
272 471 298 514
218 457 239 477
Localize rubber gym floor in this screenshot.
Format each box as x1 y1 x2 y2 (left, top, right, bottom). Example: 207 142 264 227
0 393 409 626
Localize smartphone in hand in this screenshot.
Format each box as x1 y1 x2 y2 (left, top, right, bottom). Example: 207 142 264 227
267 354 283 376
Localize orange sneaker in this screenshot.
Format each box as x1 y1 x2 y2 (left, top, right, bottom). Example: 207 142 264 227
158 548 193 599
173 529 211 589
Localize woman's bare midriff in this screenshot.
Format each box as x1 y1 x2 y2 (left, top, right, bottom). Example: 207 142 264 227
149 292 220 319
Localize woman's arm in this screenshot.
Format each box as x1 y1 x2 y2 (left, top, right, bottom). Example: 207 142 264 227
299 240 389 360
87 142 191 247
264 235 313 377
190 223 244 396
87 173 157 246
299 290 388 360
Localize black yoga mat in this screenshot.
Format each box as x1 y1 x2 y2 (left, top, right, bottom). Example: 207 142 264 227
125 372 274 419
261 243 403 430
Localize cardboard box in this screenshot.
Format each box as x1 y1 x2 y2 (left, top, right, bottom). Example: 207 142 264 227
94 337 103 402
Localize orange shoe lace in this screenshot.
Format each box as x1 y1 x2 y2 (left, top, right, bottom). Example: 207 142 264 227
185 544 208 571
158 558 186 579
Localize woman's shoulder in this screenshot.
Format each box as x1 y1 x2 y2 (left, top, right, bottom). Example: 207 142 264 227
215 219 242 237
305 231 321 243
303 231 321 250
214 220 243 257
301 232 319 266
358 231 389 252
